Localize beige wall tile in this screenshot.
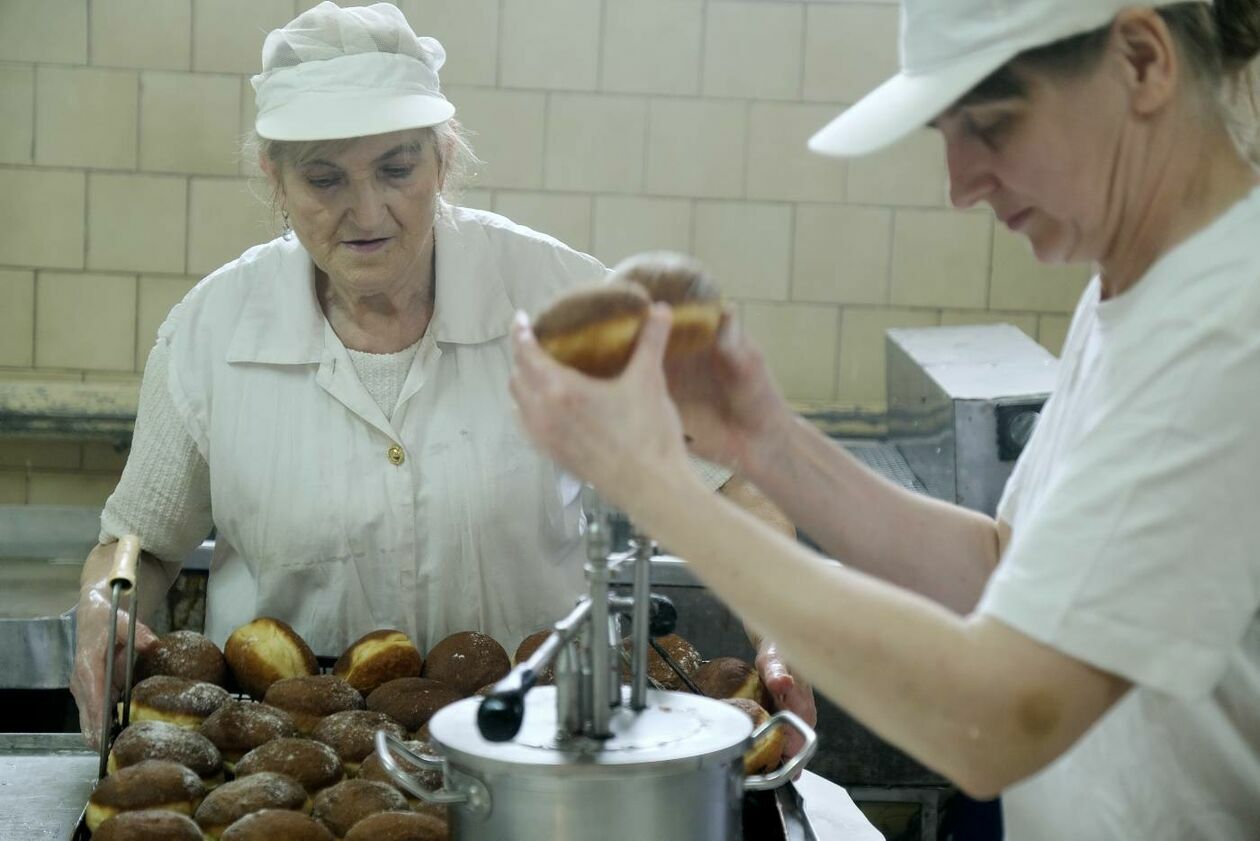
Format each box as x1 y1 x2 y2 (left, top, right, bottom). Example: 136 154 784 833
793 205 890 306
747 102 846 203
646 99 746 199
93 0 192 70
847 129 948 208
448 86 546 189
890 210 991 309
0 439 80 469
592 196 692 267
703 1 802 101
500 0 599 91
88 174 188 274
0 65 34 164
0 269 34 367
187 178 277 276
0 369 83 382
404 0 498 87
35 66 138 169
803 4 898 104
1038 313 1072 357
36 273 137 371
742 302 839 403
545 94 646 193
140 71 242 175
82 371 141 385
83 442 130 472
693 202 791 301
0 0 87 64
493 192 594 254
137 275 198 367
0 471 24 504
0 169 85 269
28 472 120 507
191 0 293 74
238 77 262 177
455 188 493 210
602 0 703 96
838 307 940 409
989 226 1092 313
940 309 1039 340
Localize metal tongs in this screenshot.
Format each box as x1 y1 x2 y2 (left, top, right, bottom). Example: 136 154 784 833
96 535 142 779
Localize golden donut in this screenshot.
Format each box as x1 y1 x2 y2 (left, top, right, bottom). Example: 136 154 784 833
137 630 229 687
92 809 204 841
264 675 364 734
365 678 462 733
220 808 335 841
108 719 224 789
358 738 445 819
333 630 424 695
724 698 786 774
127 675 231 729
194 772 311 840
344 810 449 841
312 710 406 776
512 629 555 685
533 280 650 378
199 699 299 769
693 656 772 709
420 631 510 698
613 251 723 356
224 617 319 699
86 760 206 832
235 737 345 795
620 633 702 691
311 779 409 838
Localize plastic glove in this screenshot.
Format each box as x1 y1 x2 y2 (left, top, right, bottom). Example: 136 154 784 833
755 640 818 767
70 584 158 748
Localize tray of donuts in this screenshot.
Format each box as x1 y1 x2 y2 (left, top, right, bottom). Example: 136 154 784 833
73 616 530 841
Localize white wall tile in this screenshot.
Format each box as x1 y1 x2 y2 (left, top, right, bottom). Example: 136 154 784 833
803 4 899 104
191 0 293 74
36 273 137 371
742 302 839 403
404 0 499 87
455 188 493 210
500 0 600 91
0 169 85 269
0 0 87 64
28 473 120 507
940 309 1038 340
890 210 991 309
140 71 241 175
93 0 192 70
83 441 129 472
703 1 802 101
645 98 746 198
693 201 791 301
88 173 187 274
545 94 647 193
602 0 703 96
793 205 890 305
0 270 35 367
747 102 846 202
188 178 278 276
494 192 593 254
0 439 81 469
592 196 692 267
35 66 138 169
137 275 197 367
837 307 940 408
847 129 948 208
0 472 24 504
448 86 546 189
0 65 34 164
989 226 1092 313
1038 313 1072 357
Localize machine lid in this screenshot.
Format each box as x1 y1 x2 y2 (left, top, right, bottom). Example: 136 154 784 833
428 686 753 774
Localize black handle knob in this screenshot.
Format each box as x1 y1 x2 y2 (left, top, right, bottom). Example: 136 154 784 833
476 668 535 742
648 594 677 637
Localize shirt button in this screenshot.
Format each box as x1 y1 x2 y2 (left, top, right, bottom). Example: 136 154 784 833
387 444 405 465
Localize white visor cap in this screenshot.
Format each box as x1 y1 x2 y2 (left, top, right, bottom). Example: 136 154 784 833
252 1 455 142
808 0 1214 158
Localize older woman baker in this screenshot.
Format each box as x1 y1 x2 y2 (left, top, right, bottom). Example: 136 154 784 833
70 1 811 745
512 0 1260 837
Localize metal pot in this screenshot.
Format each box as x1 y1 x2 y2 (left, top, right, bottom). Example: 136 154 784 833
377 686 815 841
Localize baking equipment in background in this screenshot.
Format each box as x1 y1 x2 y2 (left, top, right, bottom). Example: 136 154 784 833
377 503 818 841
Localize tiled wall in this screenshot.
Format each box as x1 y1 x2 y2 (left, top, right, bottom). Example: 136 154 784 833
0 0 1101 505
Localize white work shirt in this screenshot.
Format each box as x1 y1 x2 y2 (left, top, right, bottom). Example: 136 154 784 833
162 205 606 656
979 186 1260 839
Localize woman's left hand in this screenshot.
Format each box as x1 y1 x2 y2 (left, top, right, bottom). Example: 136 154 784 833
756 640 818 763
509 304 690 512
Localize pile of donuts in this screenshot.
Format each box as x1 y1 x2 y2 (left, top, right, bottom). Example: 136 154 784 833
87 617 521 841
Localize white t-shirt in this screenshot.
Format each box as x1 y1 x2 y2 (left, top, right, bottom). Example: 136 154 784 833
979 186 1260 840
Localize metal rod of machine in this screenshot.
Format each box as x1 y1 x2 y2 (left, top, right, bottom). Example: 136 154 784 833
121 580 138 729
630 531 652 710
97 582 122 779
586 513 612 738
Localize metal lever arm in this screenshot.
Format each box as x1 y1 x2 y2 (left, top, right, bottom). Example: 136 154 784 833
477 598 592 742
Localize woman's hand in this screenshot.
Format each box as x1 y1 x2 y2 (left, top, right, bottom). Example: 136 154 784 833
510 304 691 512
70 573 159 748
662 310 794 476
755 640 818 763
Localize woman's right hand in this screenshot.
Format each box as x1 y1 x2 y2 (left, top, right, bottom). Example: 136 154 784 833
663 309 794 476
70 549 159 748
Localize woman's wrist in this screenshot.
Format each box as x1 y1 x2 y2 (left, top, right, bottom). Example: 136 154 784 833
736 407 799 485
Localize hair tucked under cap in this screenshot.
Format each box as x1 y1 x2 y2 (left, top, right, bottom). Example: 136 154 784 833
251 1 455 142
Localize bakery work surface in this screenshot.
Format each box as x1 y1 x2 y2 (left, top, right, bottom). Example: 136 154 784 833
0 733 883 840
